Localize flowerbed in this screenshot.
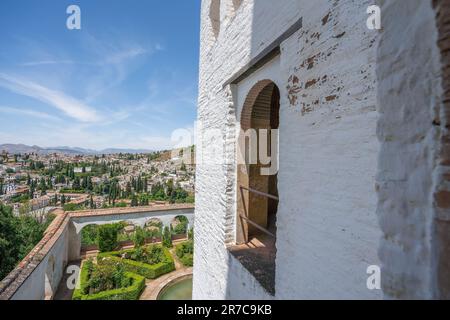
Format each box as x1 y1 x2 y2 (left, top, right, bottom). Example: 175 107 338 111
98 244 175 279
72 259 145 300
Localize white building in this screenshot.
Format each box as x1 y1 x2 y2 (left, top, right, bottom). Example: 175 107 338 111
74 167 91 173
194 0 450 300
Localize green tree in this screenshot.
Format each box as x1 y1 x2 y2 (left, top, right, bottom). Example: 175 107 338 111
81 225 98 246
162 226 172 248
108 180 120 205
72 177 81 190
86 176 93 191
29 182 35 199
89 195 95 209
97 224 120 252
166 179 174 198
143 177 148 192
18 202 31 216
133 226 146 248
0 205 55 279
38 177 47 193
125 182 132 197
0 204 22 279
131 194 138 207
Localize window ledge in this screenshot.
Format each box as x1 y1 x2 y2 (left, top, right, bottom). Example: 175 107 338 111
227 235 276 295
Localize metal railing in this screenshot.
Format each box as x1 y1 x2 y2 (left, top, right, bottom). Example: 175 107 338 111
239 185 278 239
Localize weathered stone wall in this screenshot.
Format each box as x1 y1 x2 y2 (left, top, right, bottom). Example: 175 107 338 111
432 0 450 300
194 0 381 299
375 0 444 299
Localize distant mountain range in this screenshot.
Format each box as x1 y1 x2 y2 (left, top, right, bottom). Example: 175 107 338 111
0 144 153 155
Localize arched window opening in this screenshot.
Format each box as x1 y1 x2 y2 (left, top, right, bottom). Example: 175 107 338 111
230 80 280 295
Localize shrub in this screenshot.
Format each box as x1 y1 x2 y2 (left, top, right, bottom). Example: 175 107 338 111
175 240 194 267
79 259 93 295
63 203 83 212
81 225 98 246
73 266 144 300
144 228 161 239
118 232 132 242
173 223 187 235
73 258 145 300
97 224 120 252
129 245 164 265
114 202 127 208
147 245 164 265
179 255 193 267
86 259 131 294
98 246 175 279
172 216 189 235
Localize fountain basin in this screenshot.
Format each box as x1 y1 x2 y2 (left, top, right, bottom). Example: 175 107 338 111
157 275 193 300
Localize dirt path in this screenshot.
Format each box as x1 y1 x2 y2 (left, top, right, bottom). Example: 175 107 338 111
169 248 183 270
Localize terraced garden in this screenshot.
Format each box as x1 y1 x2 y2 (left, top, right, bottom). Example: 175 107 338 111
72 219 194 300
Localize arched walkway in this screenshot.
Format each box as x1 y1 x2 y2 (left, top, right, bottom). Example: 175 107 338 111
68 207 194 261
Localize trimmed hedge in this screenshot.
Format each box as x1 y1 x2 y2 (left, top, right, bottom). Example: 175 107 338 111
98 246 175 279
179 254 193 267
175 241 194 267
72 263 145 300
73 260 91 298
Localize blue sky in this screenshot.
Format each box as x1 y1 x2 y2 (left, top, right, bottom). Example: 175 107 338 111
0 0 200 150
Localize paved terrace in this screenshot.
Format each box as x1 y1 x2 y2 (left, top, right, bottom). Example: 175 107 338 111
0 204 195 300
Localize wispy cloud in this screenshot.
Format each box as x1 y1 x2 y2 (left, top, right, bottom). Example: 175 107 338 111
19 60 76 67
83 43 155 102
0 73 101 122
0 21 193 151
104 47 148 65
0 105 60 121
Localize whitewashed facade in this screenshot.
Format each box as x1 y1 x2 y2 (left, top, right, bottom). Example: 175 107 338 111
194 0 450 299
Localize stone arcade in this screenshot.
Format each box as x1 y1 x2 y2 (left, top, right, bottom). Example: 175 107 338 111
193 0 450 299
